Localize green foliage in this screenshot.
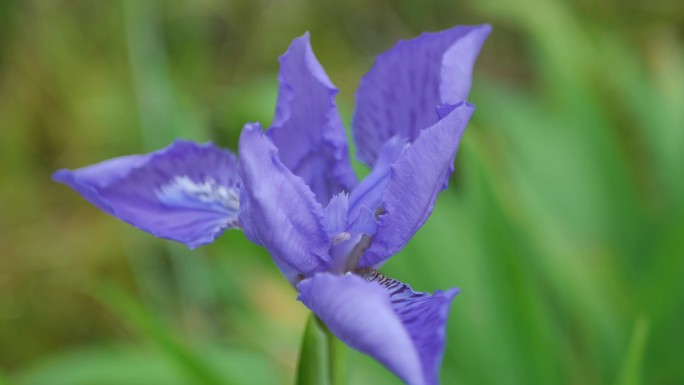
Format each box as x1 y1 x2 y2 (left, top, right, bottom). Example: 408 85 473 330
1 0 682 384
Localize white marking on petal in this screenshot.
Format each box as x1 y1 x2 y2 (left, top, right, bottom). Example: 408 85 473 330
155 176 239 220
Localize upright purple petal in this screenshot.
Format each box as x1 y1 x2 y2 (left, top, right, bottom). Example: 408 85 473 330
53 140 241 249
324 192 349 238
347 136 408 218
347 206 377 237
267 32 357 204
360 103 475 267
238 123 332 283
297 272 458 385
352 24 490 166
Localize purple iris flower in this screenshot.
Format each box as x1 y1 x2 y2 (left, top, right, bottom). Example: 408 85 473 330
54 24 490 385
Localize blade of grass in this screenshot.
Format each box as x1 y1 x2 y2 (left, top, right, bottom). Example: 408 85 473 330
616 317 650 385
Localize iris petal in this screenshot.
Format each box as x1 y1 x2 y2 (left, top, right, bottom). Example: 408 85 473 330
267 32 357 204
53 140 241 249
360 103 475 267
324 192 349 238
348 136 408 219
352 24 491 166
238 123 332 283
297 272 458 385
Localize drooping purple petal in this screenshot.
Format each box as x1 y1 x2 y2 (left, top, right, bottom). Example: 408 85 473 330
53 140 241 249
53 155 148 214
297 272 458 385
238 123 332 283
352 24 490 166
360 103 475 267
267 32 357 204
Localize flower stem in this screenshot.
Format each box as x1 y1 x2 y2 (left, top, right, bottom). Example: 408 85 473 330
295 313 347 385
326 324 348 385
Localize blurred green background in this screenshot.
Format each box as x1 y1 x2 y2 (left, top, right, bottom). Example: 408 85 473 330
1 0 683 384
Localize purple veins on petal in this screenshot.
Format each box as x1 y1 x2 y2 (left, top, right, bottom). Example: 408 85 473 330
267 32 357 205
352 24 491 167
360 102 475 268
238 123 332 283
52 140 242 249
297 271 458 385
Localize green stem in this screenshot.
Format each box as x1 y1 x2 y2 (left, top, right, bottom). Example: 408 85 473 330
295 314 348 385
326 325 348 385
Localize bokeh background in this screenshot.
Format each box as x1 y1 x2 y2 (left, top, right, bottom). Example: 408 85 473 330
1 0 683 384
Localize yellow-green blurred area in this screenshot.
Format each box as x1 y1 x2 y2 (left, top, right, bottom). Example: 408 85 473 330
1 0 683 384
